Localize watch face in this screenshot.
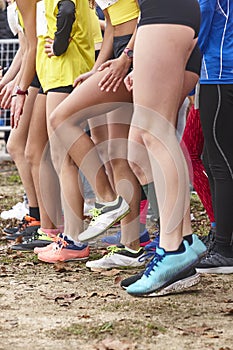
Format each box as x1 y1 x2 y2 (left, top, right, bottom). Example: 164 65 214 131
127 50 133 58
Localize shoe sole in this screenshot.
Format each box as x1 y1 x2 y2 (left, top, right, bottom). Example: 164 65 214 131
128 272 200 297
196 266 233 274
38 256 89 263
148 272 200 297
79 208 130 242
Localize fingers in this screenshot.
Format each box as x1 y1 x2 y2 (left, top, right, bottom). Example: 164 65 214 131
97 60 112 71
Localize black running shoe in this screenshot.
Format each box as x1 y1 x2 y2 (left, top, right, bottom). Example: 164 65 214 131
6 224 41 241
200 228 215 250
196 250 233 274
11 229 52 252
121 271 144 289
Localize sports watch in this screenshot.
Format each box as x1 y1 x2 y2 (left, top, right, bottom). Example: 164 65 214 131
123 47 133 60
15 86 28 95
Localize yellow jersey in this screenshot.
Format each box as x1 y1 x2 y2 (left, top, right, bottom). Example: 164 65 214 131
107 0 139 26
36 0 95 92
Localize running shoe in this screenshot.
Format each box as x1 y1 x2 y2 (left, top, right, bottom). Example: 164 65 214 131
4 215 40 234
37 236 89 263
195 249 233 274
120 234 205 289
34 233 73 254
78 196 130 242
5 215 41 240
120 234 206 289
200 228 216 250
126 241 199 296
101 229 151 247
1 200 28 220
86 245 145 269
11 229 52 251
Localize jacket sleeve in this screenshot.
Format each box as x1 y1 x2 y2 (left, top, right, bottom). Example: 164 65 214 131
53 0 75 56
198 0 216 54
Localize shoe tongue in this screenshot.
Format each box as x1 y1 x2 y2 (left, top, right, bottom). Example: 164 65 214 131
156 246 165 255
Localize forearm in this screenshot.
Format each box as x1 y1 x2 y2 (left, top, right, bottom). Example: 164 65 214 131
92 11 114 70
15 0 37 91
53 0 75 56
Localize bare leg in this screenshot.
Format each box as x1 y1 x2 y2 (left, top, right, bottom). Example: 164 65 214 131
46 91 84 241
131 24 197 251
107 108 141 250
7 86 38 208
49 70 133 202
25 93 63 229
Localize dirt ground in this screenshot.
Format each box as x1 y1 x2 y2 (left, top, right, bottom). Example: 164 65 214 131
0 161 232 350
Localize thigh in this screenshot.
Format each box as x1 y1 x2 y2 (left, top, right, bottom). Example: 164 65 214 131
26 93 47 156
52 69 132 126
7 86 39 149
133 24 197 124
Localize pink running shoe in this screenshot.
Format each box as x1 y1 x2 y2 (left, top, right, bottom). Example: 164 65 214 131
34 230 64 254
37 236 89 263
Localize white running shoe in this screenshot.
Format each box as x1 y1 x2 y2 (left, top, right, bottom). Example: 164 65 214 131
1 200 28 220
79 196 130 242
86 246 145 269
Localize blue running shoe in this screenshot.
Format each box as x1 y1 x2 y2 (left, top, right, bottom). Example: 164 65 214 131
145 233 206 257
101 229 151 247
189 234 207 258
126 241 199 297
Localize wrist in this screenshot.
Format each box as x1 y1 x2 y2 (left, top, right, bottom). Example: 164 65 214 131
15 86 28 96
123 47 133 60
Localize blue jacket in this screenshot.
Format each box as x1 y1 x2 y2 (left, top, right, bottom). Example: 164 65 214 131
198 0 233 84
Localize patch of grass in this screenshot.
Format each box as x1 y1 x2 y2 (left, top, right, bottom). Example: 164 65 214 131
7 174 22 184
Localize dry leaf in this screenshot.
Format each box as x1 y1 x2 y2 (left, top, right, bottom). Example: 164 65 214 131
101 269 120 277
53 262 73 272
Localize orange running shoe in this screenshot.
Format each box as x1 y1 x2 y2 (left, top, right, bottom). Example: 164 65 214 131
37 236 89 263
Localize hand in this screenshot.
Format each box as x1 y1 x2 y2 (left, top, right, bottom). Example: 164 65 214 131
97 56 131 93
44 37 55 57
73 69 96 87
0 81 15 109
124 71 133 92
10 94 26 128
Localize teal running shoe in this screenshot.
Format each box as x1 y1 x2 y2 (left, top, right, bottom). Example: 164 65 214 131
126 241 200 297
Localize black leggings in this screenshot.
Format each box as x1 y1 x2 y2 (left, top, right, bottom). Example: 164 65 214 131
199 84 233 246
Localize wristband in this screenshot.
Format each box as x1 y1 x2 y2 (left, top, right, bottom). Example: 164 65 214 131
15 86 28 95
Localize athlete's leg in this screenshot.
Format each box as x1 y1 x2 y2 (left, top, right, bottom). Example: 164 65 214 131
25 93 63 229
131 24 197 251
46 91 84 241
7 86 39 209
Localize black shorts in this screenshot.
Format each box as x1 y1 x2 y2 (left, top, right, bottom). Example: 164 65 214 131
47 85 73 94
185 43 202 75
138 0 200 38
113 34 133 72
30 74 41 89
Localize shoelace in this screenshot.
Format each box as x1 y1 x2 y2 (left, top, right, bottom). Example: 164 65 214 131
103 245 123 258
52 236 68 253
143 251 165 277
89 207 103 225
138 249 165 277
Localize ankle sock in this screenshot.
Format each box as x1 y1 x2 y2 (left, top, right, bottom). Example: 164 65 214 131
183 234 193 245
29 207 40 221
165 241 185 254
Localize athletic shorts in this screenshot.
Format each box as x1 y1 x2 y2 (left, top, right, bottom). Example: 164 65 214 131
47 85 73 94
113 34 133 72
30 74 41 89
138 0 200 38
185 43 202 75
